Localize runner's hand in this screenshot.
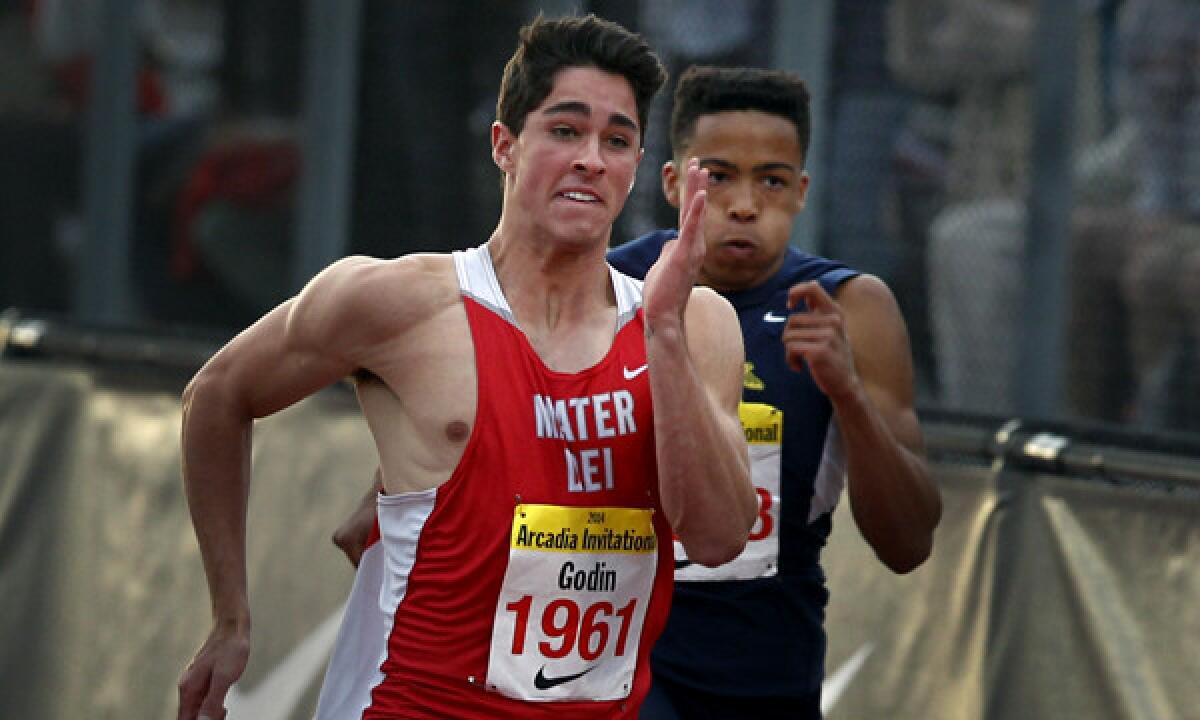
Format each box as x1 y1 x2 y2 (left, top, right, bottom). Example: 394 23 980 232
643 159 708 329
783 280 860 401
332 469 382 567
177 622 249 720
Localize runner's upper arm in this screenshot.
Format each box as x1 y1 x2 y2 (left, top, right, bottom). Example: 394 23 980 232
187 256 402 420
836 275 924 453
684 287 744 414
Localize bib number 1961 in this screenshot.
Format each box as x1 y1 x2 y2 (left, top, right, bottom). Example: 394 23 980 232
506 596 638 661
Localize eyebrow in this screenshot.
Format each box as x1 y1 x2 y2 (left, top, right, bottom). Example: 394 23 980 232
542 101 639 133
698 157 798 174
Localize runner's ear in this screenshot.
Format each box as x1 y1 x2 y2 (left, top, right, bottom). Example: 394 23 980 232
661 160 681 208
492 122 516 173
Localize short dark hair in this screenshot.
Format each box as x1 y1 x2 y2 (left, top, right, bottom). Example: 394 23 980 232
496 14 667 145
670 66 812 163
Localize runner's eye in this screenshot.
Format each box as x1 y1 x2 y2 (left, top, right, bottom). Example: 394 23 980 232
606 134 632 149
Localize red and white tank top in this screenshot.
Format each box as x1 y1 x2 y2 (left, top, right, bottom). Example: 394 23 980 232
314 245 672 719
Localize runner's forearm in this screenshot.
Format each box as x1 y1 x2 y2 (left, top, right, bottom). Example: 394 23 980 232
181 374 254 624
646 322 754 566
834 386 940 573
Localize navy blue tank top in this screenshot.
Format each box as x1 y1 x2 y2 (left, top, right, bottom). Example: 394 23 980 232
608 229 859 698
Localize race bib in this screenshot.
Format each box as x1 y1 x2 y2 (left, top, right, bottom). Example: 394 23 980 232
485 504 658 701
675 402 781 581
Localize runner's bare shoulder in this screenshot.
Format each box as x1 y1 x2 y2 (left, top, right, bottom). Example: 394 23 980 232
289 253 459 360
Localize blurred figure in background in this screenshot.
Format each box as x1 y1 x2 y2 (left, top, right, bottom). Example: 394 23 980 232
909 0 1147 422
1117 0 1200 431
883 0 960 401
907 0 1039 416
902 0 1198 432
0 0 221 320
0 0 81 314
146 0 299 329
164 115 300 327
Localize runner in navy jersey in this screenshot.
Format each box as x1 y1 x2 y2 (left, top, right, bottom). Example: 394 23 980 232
612 65 941 720
333 65 941 719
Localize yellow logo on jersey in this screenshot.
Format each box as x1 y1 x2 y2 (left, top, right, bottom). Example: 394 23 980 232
743 362 764 391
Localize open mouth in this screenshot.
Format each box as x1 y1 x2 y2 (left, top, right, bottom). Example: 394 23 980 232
557 190 601 203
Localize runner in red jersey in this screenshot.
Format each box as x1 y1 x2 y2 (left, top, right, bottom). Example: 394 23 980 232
318 248 674 718
176 15 755 720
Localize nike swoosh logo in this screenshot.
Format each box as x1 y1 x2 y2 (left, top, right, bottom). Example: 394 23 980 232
623 364 649 380
763 312 788 323
534 664 595 690
674 558 693 570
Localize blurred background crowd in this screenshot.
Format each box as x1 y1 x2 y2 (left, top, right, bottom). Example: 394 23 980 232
1 0 1197 435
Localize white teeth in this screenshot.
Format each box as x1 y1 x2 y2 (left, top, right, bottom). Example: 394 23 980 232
563 191 598 202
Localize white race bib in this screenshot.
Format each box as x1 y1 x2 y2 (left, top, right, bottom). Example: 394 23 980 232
486 505 658 701
675 402 781 581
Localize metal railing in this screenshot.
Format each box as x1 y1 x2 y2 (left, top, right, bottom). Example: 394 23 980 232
922 410 1200 489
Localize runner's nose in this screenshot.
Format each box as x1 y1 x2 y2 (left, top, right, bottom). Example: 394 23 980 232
573 136 606 177
727 180 758 223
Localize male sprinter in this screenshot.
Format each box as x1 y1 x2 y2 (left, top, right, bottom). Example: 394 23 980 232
611 66 942 719
176 17 754 720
